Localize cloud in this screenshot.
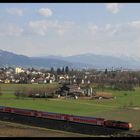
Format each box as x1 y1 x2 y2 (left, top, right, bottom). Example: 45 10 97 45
29 20 56 36
85 21 140 57
7 8 23 16
106 3 121 14
129 21 140 28
29 20 74 36
88 23 119 36
1 20 140 58
8 25 24 36
56 21 75 36
0 24 24 36
38 8 53 17
88 25 99 34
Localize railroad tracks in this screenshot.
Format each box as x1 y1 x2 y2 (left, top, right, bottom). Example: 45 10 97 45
106 130 140 137
120 130 140 137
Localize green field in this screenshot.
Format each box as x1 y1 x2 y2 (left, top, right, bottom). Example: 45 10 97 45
0 84 140 130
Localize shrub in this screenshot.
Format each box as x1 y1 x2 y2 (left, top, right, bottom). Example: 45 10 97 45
0 86 2 96
14 87 28 99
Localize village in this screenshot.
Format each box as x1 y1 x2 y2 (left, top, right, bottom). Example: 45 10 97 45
0 66 137 100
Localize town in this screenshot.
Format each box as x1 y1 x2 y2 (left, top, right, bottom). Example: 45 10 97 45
0 66 139 86
0 66 140 99
0 66 139 88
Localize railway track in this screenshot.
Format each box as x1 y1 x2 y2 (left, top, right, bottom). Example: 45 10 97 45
120 130 140 137
0 112 135 137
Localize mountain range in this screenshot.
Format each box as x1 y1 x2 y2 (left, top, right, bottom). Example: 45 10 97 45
0 49 140 70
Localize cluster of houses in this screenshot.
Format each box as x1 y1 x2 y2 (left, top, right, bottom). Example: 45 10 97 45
0 67 55 84
0 67 93 85
57 83 95 99
1 67 121 99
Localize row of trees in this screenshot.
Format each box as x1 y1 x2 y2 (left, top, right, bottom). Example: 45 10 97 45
49 66 140 91
14 86 60 99
96 82 135 91
50 66 70 75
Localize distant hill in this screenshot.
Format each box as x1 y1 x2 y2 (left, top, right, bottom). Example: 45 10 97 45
0 49 140 69
0 50 31 67
64 53 140 69
30 57 74 68
45 53 140 69
0 50 90 69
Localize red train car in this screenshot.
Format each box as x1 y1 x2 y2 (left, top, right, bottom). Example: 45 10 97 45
104 120 132 130
0 106 36 116
0 106 5 112
3 106 12 113
69 115 105 126
13 108 36 116
38 111 64 120
0 106 133 130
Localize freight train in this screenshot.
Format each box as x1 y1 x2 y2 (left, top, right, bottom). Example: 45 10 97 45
0 106 132 130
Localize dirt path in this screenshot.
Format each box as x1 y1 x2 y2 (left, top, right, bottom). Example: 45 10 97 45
0 121 92 137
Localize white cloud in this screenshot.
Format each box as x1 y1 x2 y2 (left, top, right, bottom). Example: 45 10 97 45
57 28 65 36
8 25 24 36
85 21 140 57
7 8 23 16
29 20 74 36
106 3 121 14
88 23 121 36
38 8 53 17
56 21 75 36
29 21 47 36
129 21 140 28
29 20 56 36
88 25 99 34
0 24 24 36
2 18 140 58
105 24 112 30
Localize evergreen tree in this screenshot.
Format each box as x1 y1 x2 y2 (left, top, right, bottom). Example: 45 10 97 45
62 67 65 74
50 67 54 74
104 68 108 74
57 68 61 75
65 66 69 74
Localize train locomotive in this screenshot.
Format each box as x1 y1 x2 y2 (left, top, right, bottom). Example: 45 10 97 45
0 106 132 130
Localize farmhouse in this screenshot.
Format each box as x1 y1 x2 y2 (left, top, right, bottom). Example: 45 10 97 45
57 84 83 97
57 84 94 98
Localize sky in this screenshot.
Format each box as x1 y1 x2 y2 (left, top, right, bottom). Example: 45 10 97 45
0 3 140 58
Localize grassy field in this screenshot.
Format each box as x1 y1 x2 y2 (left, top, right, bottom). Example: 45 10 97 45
0 121 91 137
0 83 140 130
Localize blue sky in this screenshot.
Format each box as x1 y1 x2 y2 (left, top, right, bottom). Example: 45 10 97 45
0 3 140 58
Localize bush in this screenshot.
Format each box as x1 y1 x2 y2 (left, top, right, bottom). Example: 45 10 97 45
124 93 127 96
0 86 2 96
14 87 28 99
129 101 133 107
14 85 59 99
113 83 135 91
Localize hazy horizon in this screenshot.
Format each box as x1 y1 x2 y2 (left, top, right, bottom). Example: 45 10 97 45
0 3 140 58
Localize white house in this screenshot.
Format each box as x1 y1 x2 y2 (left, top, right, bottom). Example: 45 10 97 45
15 67 24 74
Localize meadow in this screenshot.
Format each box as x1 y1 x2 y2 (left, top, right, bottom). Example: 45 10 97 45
0 83 140 130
